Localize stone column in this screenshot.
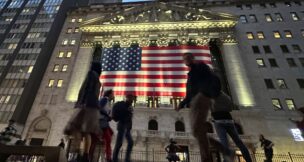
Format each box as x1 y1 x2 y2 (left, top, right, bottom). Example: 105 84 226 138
220 42 255 107
65 46 93 102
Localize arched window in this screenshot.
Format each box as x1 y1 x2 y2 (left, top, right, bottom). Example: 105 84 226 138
148 119 158 130
206 122 214 133
234 123 244 135
175 121 185 132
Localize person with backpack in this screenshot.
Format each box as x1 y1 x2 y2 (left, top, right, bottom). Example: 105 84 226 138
176 52 233 162
212 91 252 162
112 94 135 162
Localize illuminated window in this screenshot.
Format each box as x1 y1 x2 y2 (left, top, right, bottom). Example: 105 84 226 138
27 66 33 73
71 18 76 22
272 99 282 110
269 59 278 67
246 32 254 39
297 79 304 88
263 46 272 53
257 32 265 39
280 45 290 53
66 51 72 58
62 65 68 72
0 96 6 103
239 15 247 23
58 51 64 58
292 45 302 53
62 39 68 45
67 28 72 33
264 79 275 89
275 13 283 21
287 58 297 67
252 46 260 54
249 14 257 22
74 27 79 33
277 79 287 89
4 95 10 104
48 79 55 87
8 43 17 49
284 30 293 38
265 14 273 22
291 12 299 21
53 64 60 72
57 79 63 87
273 31 281 38
78 18 83 22
256 59 266 67
70 40 76 45
285 99 296 110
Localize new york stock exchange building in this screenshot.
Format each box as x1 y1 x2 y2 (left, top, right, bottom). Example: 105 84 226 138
19 0 304 161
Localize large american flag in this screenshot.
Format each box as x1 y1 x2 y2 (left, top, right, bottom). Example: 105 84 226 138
100 45 212 97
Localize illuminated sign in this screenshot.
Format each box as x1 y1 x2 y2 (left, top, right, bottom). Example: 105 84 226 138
290 128 304 142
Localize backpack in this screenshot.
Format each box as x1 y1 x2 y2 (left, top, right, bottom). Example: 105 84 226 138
111 101 125 122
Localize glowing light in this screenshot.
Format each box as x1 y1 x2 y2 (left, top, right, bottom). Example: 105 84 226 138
290 128 304 141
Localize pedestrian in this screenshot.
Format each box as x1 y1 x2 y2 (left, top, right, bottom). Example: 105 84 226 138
259 135 274 162
112 94 135 162
165 139 180 162
212 91 252 162
58 138 65 149
93 89 114 162
64 61 102 162
176 53 233 162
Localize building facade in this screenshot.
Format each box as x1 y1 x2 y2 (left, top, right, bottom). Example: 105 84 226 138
21 0 304 158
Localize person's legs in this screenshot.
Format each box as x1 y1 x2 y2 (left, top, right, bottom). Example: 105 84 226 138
82 133 92 162
125 129 134 162
214 122 234 162
113 128 125 162
89 133 98 162
103 128 113 162
226 123 252 162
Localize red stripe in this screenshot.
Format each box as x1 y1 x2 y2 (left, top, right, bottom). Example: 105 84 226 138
142 45 209 50
102 82 186 88
141 67 188 71
112 90 185 97
141 60 212 65
100 74 187 79
141 53 211 57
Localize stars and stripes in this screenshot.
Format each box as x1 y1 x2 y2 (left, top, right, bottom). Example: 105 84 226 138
100 45 212 97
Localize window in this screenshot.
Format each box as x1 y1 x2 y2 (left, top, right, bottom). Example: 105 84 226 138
294 1 302 6
71 18 76 22
257 32 265 39
285 2 292 7
292 45 302 53
62 39 68 45
236 5 243 10
272 99 282 110
299 58 304 67
277 79 287 89
53 64 59 72
269 59 278 67
269 3 276 8
291 12 299 21
58 51 64 58
240 15 247 23
301 30 304 37
78 18 83 22
252 46 260 53
66 51 72 58
275 13 284 22
247 32 254 39
285 99 296 110
8 43 17 49
245 4 252 9
260 3 266 8
280 45 290 53
249 15 257 22
66 28 72 33
265 14 273 22
148 119 158 131
62 65 68 72
264 79 275 89
273 31 281 38
28 66 33 73
74 27 79 33
48 79 54 87
263 46 272 53
256 59 266 67
70 40 76 45
284 30 293 38
175 121 185 132
286 58 297 67
57 79 63 87
297 79 304 88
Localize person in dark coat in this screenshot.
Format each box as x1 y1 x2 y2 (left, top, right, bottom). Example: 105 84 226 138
58 138 65 149
64 61 102 162
165 139 181 162
112 94 135 162
176 53 232 162
259 135 274 162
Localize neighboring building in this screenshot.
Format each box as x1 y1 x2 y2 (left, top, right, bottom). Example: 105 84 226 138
22 0 304 158
0 0 81 134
